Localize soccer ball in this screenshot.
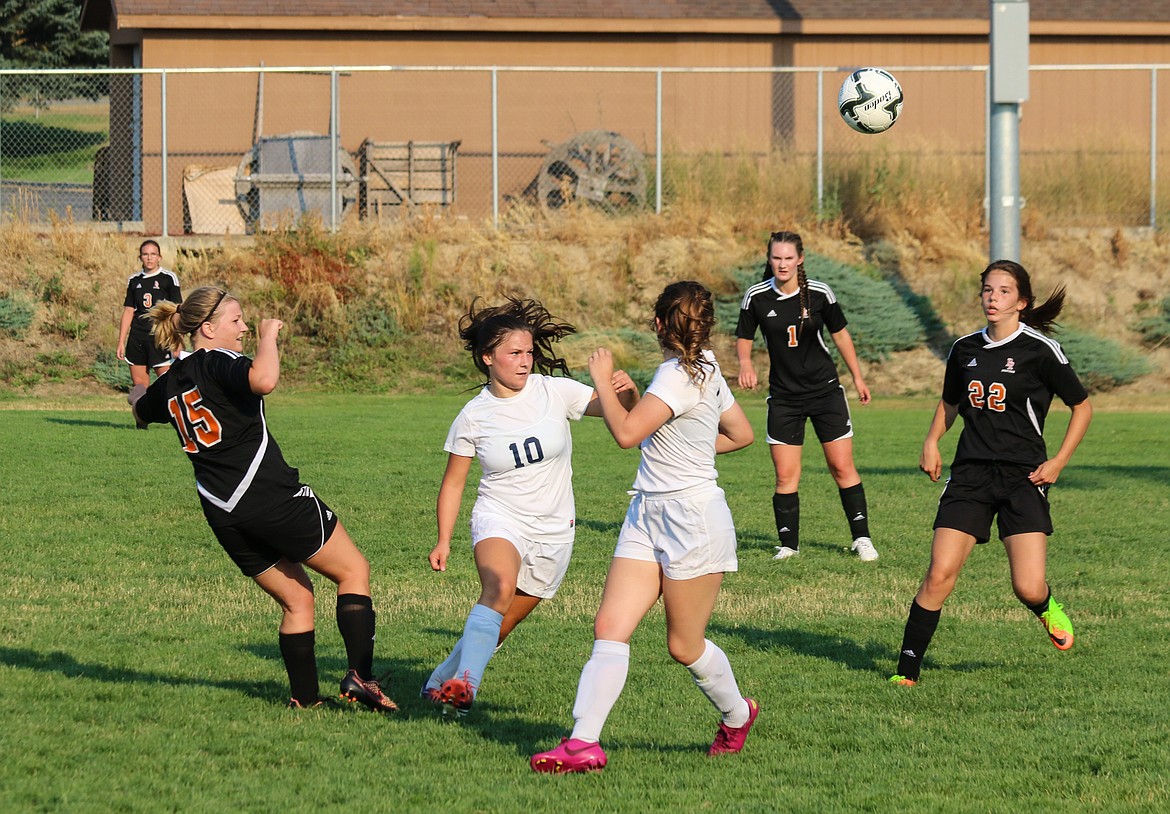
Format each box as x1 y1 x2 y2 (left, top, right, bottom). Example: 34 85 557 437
838 68 904 134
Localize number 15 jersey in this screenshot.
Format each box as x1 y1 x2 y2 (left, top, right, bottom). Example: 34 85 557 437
444 374 595 539
943 325 1088 467
138 347 301 525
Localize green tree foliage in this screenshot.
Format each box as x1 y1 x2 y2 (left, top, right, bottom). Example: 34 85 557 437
1 0 109 108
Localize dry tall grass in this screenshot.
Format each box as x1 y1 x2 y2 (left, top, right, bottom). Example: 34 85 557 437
2 147 1168 395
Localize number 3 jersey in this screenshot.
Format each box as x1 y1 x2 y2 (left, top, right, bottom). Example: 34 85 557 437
138 348 302 525
943 325 1088 467
444 374 595 538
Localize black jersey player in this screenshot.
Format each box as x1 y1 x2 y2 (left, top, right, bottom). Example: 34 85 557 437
890 260 1093 687
130 286 397 711
117 240 181 428
735 231 877 562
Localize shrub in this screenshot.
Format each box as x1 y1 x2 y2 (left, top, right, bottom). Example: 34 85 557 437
0 293 36 338
1057 328 1152 392
1133 295 1170 349
91 350 133 392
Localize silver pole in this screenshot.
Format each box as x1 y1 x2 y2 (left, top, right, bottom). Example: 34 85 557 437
492 67 499 228
1151 67 1158 230
656 69 662 214
989 104 1021 261
816 69 824 217
330 69 339 232
160 70 168 237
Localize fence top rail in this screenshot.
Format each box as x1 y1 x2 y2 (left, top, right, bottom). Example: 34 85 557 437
0 64 1000 77
5 63 1170 78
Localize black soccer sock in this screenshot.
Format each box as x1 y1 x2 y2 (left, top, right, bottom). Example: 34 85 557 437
1025 587 1052 618
278 630 319 705
336 593 376 680
773 492 800 550
839 482 871 540
896 600 941 681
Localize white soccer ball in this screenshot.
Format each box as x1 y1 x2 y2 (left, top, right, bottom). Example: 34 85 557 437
838 68 904 134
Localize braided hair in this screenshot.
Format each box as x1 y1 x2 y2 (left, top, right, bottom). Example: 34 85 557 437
764 231 809 339
459 296 576 383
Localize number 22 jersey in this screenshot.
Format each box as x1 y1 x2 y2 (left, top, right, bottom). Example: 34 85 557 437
943 325 1088 467
444 374 595 538
138 348 302 525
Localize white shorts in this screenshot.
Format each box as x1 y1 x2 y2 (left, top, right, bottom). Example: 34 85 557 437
613 485 738 580
469 511 574 599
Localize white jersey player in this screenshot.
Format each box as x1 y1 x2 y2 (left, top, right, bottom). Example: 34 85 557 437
424 298 638 717
532 281 758 774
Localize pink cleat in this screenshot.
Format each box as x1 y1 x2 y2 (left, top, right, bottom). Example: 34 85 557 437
530 738 608 774
708 697 760 756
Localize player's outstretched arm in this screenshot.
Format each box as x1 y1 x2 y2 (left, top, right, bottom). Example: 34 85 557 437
588 348 672 448
248 318 283 395
432 453 473 572
830 328 870 404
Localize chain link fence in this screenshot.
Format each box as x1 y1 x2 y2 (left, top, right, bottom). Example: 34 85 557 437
2 64 1169 234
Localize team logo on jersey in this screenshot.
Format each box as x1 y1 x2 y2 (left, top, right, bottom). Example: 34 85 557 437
801 308 809 319
1001 357 1016 374
967 358 977 367
153 280 160 289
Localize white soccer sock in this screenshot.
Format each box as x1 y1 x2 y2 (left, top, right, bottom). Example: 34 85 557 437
686 639 749 727
569 639 630 743
426 637 463 690
454 604 504 697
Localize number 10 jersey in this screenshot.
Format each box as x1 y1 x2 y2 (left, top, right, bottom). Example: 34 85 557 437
444 374 595 539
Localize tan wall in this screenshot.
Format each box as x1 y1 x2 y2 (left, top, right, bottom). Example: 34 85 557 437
115 29 1170 232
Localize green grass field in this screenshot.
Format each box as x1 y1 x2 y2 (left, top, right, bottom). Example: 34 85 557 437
1 104 109 185
1 394 1167 813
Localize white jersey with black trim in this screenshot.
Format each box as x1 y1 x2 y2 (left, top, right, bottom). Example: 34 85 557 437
444 374 595 539
631 350 737 495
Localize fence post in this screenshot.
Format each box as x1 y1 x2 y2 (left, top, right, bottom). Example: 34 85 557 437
160 70 168 237
816 69 824 217
330 68 339 232
492 67 499 229
1151 67 1159 230
656 69 663 214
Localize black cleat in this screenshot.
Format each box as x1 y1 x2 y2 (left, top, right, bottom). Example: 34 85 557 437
339 669 399 713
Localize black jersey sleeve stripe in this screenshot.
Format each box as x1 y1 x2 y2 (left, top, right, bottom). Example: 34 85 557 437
1020 325 1071 364
806 280 838 303
740 280 775 309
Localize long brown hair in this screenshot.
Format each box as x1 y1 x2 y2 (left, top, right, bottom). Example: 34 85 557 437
981 260 1066 335
764 230 810 339
459 296 575 382
654 281 716 385
144 285 232 353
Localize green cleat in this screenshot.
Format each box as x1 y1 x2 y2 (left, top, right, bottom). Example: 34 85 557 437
1040 599 1074 651
888 674 917 687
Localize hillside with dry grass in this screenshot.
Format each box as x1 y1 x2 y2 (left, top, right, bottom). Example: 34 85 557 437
2 199 1168 403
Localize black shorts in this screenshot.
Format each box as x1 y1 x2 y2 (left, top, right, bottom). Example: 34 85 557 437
766 386 853 446
209 487 340 577
933 461 1053 544
125 328 173 369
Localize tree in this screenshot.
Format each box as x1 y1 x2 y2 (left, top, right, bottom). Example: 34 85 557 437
1 0 110 108
1 0 108 69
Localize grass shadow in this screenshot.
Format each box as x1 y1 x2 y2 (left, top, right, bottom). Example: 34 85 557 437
44 416 132 430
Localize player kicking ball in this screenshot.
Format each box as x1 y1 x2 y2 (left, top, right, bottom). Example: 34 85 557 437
890 261 1092 687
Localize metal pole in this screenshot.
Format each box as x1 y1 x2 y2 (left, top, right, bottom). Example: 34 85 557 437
492 67 499 229
816 69 824 217
160 70 168 237
330 69 339 232
989 104 1021 261
1151 67 1158 230
656 69 663 214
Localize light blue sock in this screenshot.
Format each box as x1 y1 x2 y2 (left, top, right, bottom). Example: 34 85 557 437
426 638 463 690
454 604 504 697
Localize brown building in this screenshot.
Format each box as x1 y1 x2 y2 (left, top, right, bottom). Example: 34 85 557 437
79 1 1170 232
